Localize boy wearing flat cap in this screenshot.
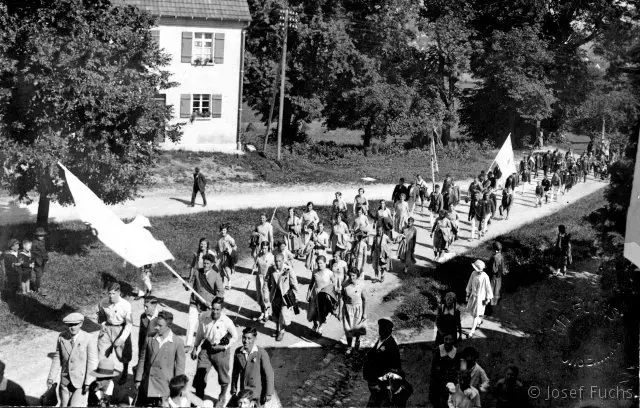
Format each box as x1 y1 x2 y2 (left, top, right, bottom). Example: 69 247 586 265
363 318 401 407
47 312 98 407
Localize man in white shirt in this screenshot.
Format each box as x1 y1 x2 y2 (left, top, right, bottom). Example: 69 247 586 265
97 282 133 385
191 297 238 407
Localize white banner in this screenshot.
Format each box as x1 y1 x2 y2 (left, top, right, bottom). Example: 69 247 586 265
58 162 174 268
624 143 640 269
490 134 518 188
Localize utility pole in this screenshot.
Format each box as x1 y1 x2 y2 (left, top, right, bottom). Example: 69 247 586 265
276 7 298 162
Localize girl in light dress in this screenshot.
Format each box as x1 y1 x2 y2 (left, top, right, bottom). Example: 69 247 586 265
393 192 409 233
407 182 421 216
307 255 336 334
353 187 369 216
305 222 330 272
341 268 367 355
254 241 274 323
301 201 320 251
352 206 370 236
285 207 303 257
396 217 417 274
217 223 238 290
431 210 454 259
252 213 274 258
376 200 393 240
330 213 350 255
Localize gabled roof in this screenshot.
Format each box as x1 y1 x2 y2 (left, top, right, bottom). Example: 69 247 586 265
116 0 252 22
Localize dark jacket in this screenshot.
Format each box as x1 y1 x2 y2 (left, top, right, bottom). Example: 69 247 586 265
32 239 48 264
193 172 206 191
363 336 401 384
489 253 506 279
0 379 27 407
135 333 186 398
231 346 275 401
138 312 159 354
429 193 443 213
391 184 409 203
542 178 551 191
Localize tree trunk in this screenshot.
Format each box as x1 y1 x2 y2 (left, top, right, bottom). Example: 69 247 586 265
442 124 451 146
363 122 373 155
37 194 50 228
535 119 541 148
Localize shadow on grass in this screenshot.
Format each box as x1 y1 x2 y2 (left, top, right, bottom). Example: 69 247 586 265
1 291 101 333
0 221 98 257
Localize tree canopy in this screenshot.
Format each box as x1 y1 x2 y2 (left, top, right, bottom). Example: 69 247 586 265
0 0 181 225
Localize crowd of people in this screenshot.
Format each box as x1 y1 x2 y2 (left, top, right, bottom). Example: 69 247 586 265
0 144 605 408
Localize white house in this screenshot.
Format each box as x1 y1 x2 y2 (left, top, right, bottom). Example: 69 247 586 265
119 0 251 152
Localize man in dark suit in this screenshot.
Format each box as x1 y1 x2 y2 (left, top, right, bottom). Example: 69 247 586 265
190 167 207 207
135 311 185 407
363 318 401 407
138 297 159 364
231 327 275 407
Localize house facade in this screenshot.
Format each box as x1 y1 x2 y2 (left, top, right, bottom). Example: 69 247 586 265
120 0 251 152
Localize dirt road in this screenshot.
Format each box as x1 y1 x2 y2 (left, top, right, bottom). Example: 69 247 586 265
0 172 607 406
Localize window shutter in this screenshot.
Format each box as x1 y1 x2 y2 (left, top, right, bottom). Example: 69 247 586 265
212 94 222 118
180 94 191 118
181 32 193 63
151 30 160 48
214 33 225 64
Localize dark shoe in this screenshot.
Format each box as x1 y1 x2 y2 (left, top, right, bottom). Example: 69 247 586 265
276 330 284 342
189 204 195 207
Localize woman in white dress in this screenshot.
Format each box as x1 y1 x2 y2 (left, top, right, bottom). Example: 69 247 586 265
465 259 493 338
393 192 409 233
307 255 336 334
376 200 393 239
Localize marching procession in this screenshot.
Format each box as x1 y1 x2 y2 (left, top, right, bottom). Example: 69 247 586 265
0 140 617 408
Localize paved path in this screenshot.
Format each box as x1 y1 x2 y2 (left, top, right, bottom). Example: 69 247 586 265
0 172 607 406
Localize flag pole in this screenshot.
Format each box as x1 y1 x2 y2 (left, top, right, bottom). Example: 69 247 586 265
161 261 208 305
430 137 436 191
235 207 278 319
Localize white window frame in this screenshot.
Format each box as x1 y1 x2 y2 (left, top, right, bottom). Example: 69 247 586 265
192 94 211 118
192 32 214 65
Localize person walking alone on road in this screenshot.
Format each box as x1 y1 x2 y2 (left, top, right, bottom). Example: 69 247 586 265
190 167 207 207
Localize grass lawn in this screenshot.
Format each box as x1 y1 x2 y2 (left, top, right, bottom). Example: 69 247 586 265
152 143 495 190
383 188 638 407
0 204 347 337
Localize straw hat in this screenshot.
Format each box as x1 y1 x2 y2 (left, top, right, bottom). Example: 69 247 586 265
89 359 121 379
472 259 486 272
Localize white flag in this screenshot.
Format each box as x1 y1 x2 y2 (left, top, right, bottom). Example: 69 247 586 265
490 134 518 188
624 143 640 269
58 162 174 268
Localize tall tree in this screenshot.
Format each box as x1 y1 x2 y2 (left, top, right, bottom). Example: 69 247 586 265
417 0 478 145
462 25 556 146
0 0 181 227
